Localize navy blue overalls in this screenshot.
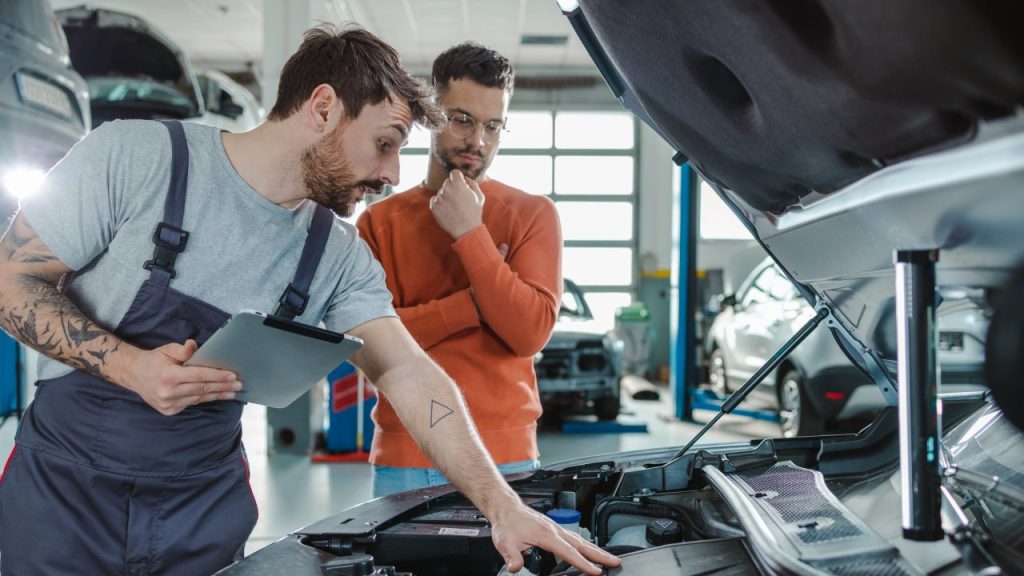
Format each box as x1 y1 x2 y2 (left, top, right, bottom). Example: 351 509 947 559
0 121 334 575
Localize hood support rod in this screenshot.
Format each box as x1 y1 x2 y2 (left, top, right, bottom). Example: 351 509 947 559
669 307 830 463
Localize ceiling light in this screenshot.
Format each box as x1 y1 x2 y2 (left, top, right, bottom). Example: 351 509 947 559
556 0 580 14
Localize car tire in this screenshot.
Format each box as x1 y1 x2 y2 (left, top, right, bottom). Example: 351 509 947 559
709 347 728 398
778 370 824 438
594 395 620 421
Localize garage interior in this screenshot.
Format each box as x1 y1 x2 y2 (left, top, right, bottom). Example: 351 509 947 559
0 0 797 553
1 1 1020 575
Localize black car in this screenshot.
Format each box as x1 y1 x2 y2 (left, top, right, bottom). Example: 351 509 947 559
535 279 623 421
0 0 90 220
216 2 1024 574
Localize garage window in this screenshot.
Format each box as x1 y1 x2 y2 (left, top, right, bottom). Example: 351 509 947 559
370 109 637 330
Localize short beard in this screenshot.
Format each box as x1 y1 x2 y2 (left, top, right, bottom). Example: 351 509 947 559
434 144 490 181
301 123 383 218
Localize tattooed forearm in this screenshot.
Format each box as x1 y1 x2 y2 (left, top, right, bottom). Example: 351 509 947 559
0 213 127 381
0 276 121 379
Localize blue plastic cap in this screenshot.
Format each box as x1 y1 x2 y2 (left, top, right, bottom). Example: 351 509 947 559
546 508 582 524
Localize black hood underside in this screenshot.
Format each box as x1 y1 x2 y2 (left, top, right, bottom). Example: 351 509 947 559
578 0 1024 214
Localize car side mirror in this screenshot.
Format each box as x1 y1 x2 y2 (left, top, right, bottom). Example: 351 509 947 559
720 294 737 309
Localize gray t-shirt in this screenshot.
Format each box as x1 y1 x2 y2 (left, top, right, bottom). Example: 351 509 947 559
20 120 396 381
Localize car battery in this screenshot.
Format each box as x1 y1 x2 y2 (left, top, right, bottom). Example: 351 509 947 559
325 361 376 453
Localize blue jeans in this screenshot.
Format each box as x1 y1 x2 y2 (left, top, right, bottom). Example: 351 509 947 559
372 459 541 498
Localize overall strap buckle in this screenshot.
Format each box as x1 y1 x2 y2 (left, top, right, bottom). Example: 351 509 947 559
275 282 309 319
143 222 190 278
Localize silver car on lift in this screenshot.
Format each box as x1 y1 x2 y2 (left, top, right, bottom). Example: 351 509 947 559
0 0 89 220
706 257 988 437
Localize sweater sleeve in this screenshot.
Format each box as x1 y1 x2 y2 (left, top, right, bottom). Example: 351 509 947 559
393 288 480 350
452 196 562 357
356 205 481 351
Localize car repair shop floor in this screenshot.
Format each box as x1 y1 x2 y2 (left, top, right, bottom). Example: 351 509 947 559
237 387 780 554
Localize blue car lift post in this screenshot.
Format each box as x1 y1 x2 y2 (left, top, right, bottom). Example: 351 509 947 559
671 161 780 424
1 333 23 426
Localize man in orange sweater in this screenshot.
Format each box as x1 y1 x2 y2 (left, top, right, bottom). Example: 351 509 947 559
357 43 562 496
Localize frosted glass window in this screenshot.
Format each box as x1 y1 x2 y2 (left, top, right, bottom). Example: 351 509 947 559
555 112 634 149
405 123 432 150
487 155 552 195
397 153 429 191
699 179 753 240
500 111 552 149
555 156 633 195
583 292 633 332
563 247 632 286
557 202 633 241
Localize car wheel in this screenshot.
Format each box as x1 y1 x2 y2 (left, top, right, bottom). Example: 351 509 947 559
709 348 728 398
778 370 824 438
594 395 620 421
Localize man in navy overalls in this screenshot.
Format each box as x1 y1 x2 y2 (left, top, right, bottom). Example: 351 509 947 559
0 25 619 576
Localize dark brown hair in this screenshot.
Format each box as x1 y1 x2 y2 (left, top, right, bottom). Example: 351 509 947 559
267 23 442 129
431 42 515 97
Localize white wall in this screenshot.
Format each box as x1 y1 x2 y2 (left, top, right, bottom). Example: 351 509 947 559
637 122 675 274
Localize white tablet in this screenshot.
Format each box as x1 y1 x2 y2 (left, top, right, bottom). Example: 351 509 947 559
185 310 363 408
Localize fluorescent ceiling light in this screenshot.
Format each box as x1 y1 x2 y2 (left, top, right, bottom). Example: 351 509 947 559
556 0 580 14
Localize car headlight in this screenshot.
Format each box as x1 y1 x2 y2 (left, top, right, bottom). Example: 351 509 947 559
3 167 47 199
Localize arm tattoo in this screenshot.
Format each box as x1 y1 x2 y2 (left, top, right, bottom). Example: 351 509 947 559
430 399 454 428
0 217 123 380
2 219 58 264
0 276 120 379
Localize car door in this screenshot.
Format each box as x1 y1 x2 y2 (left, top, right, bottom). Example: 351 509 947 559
725 265 777 386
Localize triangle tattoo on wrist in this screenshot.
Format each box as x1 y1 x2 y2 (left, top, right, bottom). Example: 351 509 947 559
430 400 454 428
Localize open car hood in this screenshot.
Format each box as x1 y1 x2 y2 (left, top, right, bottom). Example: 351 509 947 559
55 5 202 112
561 0 1024 389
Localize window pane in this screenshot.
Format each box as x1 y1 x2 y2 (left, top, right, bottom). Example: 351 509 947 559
405 123 432 150
555 156 633 195
583 292 632 332
501 111 552 149
557 202 632 241
487 155 552 195
555 112 634 149
397 153 429 191
563 247 632 286
699 179 753 240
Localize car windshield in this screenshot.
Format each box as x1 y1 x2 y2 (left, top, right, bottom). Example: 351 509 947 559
87 77 196 117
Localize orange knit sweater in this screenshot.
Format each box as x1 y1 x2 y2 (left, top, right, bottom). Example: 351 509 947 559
356 179 563 467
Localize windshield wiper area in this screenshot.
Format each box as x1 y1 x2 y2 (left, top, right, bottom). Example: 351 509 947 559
940 485 1003 575
944 465 1024 513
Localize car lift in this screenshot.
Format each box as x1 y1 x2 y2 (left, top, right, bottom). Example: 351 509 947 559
671 162 781 424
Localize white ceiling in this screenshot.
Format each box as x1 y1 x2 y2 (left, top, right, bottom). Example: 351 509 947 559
50 0 597 74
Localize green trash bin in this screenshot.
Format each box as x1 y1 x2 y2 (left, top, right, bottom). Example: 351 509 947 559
614 302 655 376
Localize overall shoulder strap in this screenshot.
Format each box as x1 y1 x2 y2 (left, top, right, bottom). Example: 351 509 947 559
274 204 334 320
143 121 191 281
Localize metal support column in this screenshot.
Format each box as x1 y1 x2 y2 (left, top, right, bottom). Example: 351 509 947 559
670 160 698 421
895 249 943 541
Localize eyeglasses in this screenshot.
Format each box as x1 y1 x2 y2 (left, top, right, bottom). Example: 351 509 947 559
444 112 507 143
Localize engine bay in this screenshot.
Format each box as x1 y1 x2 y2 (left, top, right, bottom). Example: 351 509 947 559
217 397 1022 576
